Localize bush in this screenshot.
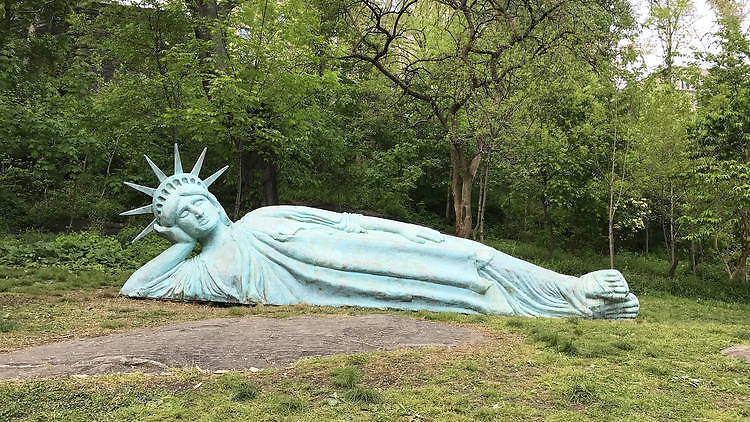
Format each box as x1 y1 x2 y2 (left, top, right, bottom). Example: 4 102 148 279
0 229 168 272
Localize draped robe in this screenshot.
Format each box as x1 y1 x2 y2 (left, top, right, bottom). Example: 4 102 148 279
121 206 597 317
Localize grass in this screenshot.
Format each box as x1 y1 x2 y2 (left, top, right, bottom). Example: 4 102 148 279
0 265 749 420
330 367 362 388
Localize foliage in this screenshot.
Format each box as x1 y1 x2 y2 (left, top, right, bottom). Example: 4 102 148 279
0 230 167 272
0 0 748 285
685 15 750 281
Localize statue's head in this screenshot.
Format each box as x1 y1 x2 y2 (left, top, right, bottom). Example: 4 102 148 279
121 144 231 243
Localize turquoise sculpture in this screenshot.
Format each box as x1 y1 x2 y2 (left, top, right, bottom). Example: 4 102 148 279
120 145 639 319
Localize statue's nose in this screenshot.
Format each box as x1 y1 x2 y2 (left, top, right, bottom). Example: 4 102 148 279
189 205 203 218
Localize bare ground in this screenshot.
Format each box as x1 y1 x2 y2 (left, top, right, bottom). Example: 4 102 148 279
0 314 483 379
722 345 750 363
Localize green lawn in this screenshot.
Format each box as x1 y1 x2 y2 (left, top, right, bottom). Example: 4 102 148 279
0 267 749 421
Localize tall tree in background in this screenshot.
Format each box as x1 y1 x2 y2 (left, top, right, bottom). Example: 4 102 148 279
690 7 750 281
340 0 631 237
632 0 696 276
634 82 693 277
646 0 695 77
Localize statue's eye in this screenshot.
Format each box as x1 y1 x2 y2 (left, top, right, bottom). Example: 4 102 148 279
179 210 189 218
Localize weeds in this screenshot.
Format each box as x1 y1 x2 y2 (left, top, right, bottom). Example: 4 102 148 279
330 367 361 388
343 386 382 403
270 394 306 414
0 319 18 333
563 375 599 404
99 319 127 329
216 373 260 402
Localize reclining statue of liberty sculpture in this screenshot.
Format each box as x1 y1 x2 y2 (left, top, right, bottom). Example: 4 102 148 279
119 145 639 319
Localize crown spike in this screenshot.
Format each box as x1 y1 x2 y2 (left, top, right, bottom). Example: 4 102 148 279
120 204 153 216
174 143 183 174
144 155 167 182
124 182 156 197
131 218 156 243
203 165 229 187
191 147 207 176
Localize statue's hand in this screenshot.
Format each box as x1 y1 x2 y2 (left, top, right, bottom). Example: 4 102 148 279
153 223 196 245
401 226 445 244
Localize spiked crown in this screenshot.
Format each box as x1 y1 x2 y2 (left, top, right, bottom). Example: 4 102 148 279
121 144 229 243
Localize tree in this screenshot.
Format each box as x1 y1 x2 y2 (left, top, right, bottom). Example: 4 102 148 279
633 80 694 276
688 11 750 281
646 0 695 76
340 0 632 237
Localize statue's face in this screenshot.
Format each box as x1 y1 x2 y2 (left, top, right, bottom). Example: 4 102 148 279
173 194 220 239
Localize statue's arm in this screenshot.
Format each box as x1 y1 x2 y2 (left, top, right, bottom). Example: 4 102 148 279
254 206 444 244
121 225 196 293
358 216 445 244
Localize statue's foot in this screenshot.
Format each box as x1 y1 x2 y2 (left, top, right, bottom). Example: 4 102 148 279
581 270 639 319
592 293 639 319
582 269 630 301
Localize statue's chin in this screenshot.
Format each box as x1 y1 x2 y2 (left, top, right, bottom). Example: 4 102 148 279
192 219 223 242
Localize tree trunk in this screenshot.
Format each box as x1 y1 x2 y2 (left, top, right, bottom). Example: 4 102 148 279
690 239 696 275
645 219 649 257
233 138 243 219
472 152 491 243
668 257 679 278
235 148 280 214
731 246 749 282
608 133 617 270
258 152 279 207
450 148 474 238
448 117 481 238
523 199 529 235
715 234 750 281
668 182 677 278
189 0 229 72
478 153 490 243
472 164 484 241
608 179 615 269
541 194 555 257
444 181 452 223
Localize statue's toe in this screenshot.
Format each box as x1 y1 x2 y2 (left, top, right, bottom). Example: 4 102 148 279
593 293 639 319
582 269 630 301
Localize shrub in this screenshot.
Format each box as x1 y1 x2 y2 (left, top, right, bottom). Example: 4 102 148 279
0 229 168 273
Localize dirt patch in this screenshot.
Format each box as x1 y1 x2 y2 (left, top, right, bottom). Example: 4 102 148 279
722 345 750 363
0 314 483 379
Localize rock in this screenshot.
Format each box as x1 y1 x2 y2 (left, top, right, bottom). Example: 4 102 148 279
721 345 750 363
0 314 484 379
